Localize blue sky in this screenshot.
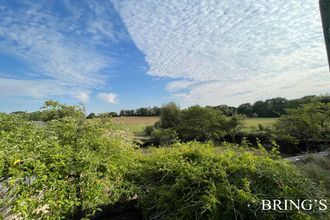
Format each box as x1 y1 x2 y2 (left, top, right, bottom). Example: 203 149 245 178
0 0 329 113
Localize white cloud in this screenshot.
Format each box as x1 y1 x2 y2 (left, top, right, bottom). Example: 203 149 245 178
97 93 118 103
0 1 121 100
75 91 90 102
0 77 83 98
114 0 330 105
166 80 198 93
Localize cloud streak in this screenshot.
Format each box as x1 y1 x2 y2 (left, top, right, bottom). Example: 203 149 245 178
0 0 121 102
114 0 330 106
97 93 118 103
0 77 90 99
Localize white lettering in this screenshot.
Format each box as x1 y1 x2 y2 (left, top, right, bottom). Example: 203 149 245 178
262 200 272 210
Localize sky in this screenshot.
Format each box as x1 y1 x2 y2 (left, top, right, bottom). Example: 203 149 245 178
0 0 329 113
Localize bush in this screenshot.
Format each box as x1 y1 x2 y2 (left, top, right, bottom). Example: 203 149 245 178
0 113 138 219
144 125 155 136
274 102 330 145
128 142 326 220
295 154 330 198
40 100 85 122
176 105 227 141
151 128 178 146
159 102 180 129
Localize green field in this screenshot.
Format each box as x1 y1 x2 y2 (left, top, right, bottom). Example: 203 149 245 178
112 116 277 135
241 117 277 131
112 116 159 136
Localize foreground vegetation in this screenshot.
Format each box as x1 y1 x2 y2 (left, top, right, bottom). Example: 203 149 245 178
0 101 329 219
295 154 330 199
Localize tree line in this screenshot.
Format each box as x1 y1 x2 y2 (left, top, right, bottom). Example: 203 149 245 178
90 94 330 118
10 94 330 120
211 95 330 117
86 107 161 119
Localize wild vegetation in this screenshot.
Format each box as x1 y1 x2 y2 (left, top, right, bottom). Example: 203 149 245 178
143 101 329 155
1 100 329 219
20 95 330 120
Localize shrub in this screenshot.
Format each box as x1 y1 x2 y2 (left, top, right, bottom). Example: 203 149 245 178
274 102 330 145
40 100 86 122
128 142 326 220
144 125 155 136
86 112 97 119
151 128 178 146
159 102 180 129
176 106 227 141
0 113 138 219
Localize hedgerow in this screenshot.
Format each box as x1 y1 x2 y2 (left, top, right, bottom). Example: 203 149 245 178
128 142 327 220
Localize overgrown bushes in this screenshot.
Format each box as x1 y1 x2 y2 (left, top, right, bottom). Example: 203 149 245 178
1 101 328 219
148 104 242 143
128 142 327 219
273 102 330 153
0 111 138 219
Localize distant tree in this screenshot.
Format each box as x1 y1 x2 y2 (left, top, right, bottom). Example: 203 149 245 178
224 115 243 142
237 103 253 117
10 111 26 115
265 97 288 117
210 105 237 116
128 110 135 116
274 102 330 144
320 95 330 103
136 108 148 116
176 106 227 141
119 110 126 116
252 101 270 117
86 113 97 119
159 102 180 129
152 106 161 116
109 112 118 117
28 111 44 121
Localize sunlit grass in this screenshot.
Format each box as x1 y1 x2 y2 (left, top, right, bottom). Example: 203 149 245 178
241 117 277 131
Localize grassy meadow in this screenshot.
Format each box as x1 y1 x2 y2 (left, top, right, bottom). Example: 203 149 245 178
112 116 159 136
112 116 278 135
241 117 277 131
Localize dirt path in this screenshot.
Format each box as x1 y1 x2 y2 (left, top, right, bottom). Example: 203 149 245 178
284 151 329 162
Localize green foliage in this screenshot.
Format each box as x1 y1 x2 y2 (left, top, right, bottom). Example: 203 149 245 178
39 100 86 122
208 105 237 116
224 115 243 142
128 142 326 220
151 128 178 146
97 112 118 118
159 102 180 129
296 154 330 197
0 112 137 219
119 106 160 116
237 103 254 117
274 102 330 144
144 125 155 136
177 106 227 141
1 101 328 219
86 112 97 119
27 111 44 121
294 154 330 219
152 105 243 143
